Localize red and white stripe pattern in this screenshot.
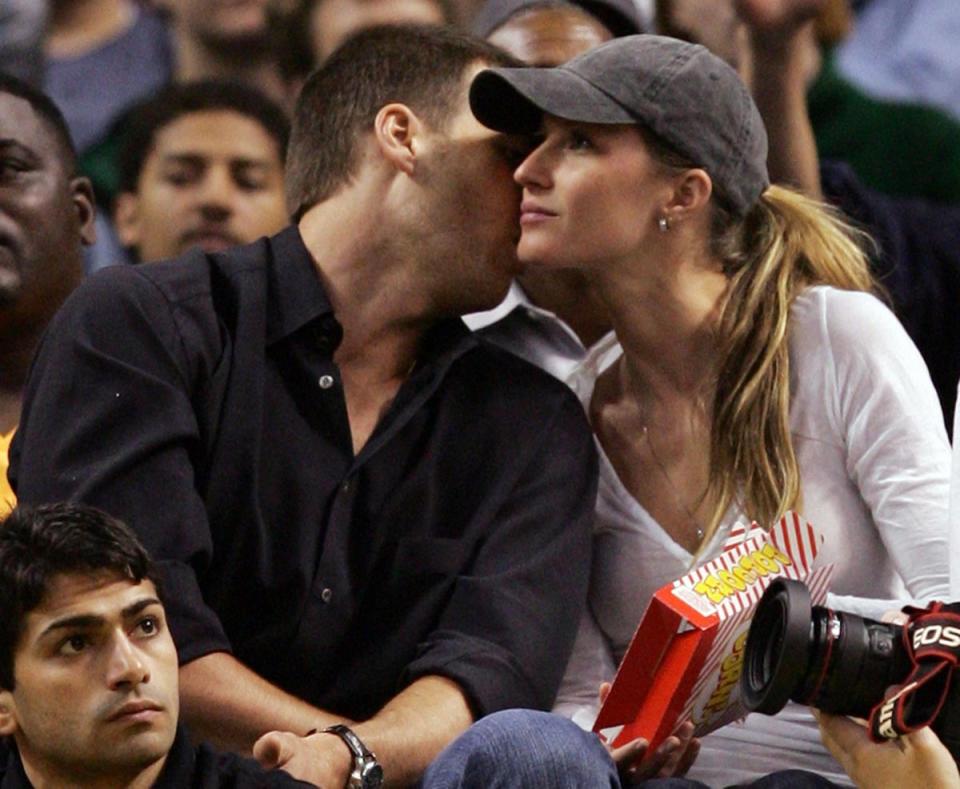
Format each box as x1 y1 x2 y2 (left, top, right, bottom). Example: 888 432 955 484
670 512 834 733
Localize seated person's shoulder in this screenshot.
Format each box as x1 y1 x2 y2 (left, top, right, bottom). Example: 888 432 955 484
470 334 582 396
790 285 905 355
463 336 590 425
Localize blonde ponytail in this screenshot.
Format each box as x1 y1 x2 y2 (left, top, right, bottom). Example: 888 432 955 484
700 185 876 545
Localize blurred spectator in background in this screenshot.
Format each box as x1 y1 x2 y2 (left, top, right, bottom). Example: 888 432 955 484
810 0 960 204
308 0 449 62
43 0 172 274
0 74 95 516
114 81 289 263
44 0 172 160
279 0 452 88
0 0 48 86
159 0 292 108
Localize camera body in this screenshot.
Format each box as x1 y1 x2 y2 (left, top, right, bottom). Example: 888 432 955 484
740 578 960 762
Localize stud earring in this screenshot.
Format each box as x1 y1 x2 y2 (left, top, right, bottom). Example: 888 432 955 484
658 216 669 232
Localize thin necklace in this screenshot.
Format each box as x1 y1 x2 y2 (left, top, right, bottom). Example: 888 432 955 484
640 423 706 545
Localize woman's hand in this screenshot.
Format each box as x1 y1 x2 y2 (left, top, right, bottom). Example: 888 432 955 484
598 683 701 784
816 710 960 789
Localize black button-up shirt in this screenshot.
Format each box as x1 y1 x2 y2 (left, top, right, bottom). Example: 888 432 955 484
0 727 312 787
11 227 597 720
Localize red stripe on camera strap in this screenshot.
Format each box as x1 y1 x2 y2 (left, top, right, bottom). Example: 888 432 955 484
868 603 960 745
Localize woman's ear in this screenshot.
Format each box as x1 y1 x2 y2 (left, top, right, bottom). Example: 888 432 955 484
373 103 422 176
664 168 713 223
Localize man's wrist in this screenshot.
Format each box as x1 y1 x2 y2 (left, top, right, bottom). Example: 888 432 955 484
320 724 384 789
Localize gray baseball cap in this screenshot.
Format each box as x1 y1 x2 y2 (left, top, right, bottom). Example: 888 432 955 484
469 34 770 217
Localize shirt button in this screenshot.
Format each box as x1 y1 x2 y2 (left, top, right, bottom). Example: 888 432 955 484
318 374 335 389
320 587 333 603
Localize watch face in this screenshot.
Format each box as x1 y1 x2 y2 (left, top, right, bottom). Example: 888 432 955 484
360 762 384 789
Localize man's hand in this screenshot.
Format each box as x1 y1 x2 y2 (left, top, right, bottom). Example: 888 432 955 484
816 711 960 789
253 729 353 788
598 682 700 784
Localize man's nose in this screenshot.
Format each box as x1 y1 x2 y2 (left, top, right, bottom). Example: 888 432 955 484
196 166 237 217
105 632 150 690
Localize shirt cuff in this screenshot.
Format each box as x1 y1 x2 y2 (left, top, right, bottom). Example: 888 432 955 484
404 631 541 718
156 559 233 664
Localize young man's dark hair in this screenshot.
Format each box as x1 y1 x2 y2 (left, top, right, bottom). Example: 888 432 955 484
0 72 78 176
116 79 290 195
285 23 520 219
0 503 158 690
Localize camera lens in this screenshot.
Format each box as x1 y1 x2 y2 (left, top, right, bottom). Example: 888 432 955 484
742 579 910 719
796 610 907 716
742 578 812 714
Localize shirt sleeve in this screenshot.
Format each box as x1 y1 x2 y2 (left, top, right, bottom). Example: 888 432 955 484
10 266 232 659
818 289 953 618
551 604 617 729
403 391 598 716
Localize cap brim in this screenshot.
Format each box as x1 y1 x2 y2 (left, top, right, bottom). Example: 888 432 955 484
469 67 636 134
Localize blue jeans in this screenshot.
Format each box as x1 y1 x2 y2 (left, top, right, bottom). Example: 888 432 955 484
419 709 842 788
419 709 705 788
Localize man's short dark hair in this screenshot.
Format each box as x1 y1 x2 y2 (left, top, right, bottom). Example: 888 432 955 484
116 80 291 194
285 24 521 220
0 503 159 690
0 72 78 175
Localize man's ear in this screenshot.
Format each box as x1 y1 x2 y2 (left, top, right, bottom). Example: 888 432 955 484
0 690 18 737
663 168 713 224
70 176 97 247
373 103 422 176
113 192 143 250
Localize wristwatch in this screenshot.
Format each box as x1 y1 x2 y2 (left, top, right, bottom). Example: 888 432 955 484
322 724 384 789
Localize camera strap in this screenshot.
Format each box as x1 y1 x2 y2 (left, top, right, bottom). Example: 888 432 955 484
868 602 960 744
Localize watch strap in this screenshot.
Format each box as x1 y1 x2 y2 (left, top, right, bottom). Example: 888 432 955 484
321 724 382 789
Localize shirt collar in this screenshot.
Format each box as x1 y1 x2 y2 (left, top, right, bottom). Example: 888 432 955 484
0 727 194 788
265 225 339 346
462 280 532 331
151 725 195 788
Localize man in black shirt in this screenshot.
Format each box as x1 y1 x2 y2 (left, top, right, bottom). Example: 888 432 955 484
10 25 597 787
0 503 310 788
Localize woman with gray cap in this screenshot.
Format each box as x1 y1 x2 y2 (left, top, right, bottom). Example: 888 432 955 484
468 34 952 786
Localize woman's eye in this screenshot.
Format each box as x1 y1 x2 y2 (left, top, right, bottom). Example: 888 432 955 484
568 133 593 151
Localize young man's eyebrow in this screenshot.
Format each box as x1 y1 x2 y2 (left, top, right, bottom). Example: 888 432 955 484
121 597 162 619
38 597 162 639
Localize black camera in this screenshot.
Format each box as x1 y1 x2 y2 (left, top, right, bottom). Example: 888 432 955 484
740 578 960 762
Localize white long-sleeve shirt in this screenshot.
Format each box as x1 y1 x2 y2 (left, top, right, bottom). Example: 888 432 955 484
555 286 953 786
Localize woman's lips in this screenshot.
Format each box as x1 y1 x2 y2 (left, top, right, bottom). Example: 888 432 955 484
520 202 556 225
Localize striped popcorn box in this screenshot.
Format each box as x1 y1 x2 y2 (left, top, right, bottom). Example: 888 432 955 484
594 511 833 752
